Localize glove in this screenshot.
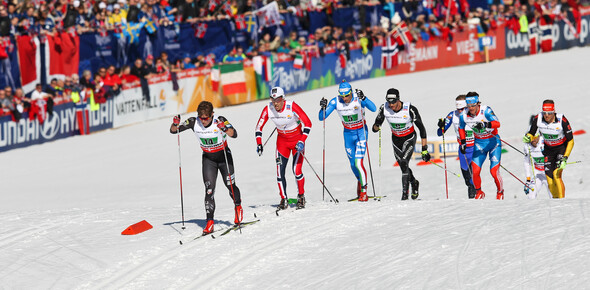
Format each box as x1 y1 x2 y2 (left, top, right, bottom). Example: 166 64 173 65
524 178 531 194
217 121 228 132
421 145 431 162
295 141 305 152
375 105 385 125
473 122 488 131
256 144 263 156
459 143 466 154
558 156 568 170
437 118 445 130
356 89 366 101
173 114 181 126
320 97 327 109
523 133 533 143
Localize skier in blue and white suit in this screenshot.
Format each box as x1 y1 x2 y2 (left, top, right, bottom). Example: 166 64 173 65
437 95 477 198
319 81 377 201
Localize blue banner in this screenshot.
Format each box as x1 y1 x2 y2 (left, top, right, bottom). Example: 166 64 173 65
0 101 114 152
0 35 21 89
505 15 590 57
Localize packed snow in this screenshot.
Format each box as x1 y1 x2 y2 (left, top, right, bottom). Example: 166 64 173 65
1 47 589 289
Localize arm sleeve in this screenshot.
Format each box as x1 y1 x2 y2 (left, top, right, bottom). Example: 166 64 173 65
255 106 269 145
293 102 312 142
410 105 427 139
562 116 574 157
318 97 337 121
372 105 385 132
527 115 539 136
170 117 196 134
458 114 466 142
218 115 237 138
437 111 453 136
361 97 377 112
484 107 500 128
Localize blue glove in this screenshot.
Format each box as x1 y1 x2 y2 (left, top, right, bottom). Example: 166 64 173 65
295 141 305 152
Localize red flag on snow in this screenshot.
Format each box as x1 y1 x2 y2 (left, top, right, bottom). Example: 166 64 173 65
16 35 41 93
46 32 80 80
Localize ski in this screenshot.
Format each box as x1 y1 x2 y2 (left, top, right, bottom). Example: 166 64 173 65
218 219 261 237
347 195 387 202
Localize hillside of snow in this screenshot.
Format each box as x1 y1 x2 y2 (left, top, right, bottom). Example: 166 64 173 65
1 47 589 289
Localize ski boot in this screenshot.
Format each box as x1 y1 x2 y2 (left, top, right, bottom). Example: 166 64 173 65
496 190 504 200
234 205 243 225
475 190 485 199
401 190 409 200
411 180 420 200
468 186 477 199
358 184 368 202
278 198 288 210
202 220 214 235
356 181 362 199
296 194 306 209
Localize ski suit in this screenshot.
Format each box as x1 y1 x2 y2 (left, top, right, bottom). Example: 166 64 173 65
527 113 574 198
523 139 550 199
459 105 503 195
319 93 376 194
373 102 427 197
171 115 241 221
256 100 312 199
438 109 476 197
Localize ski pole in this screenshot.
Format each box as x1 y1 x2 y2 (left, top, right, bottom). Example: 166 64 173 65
176 124 186 230
221 138 241 233
567 160 582 165
378 128 381 196
428 160 462 178
302 153 339 203
500 164 534 191
494 135 526 156
442 133 449 199
322 108 326 202
263 127 277 147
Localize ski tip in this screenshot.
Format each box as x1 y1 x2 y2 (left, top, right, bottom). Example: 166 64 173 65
275 210 279 216
211 235 216 239
179 240 183 245
254 213 257 218
181 226 186 230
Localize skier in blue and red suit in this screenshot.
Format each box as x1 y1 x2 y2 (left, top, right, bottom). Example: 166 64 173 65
458 92 504 200
319 81 376 201
437 94 477 198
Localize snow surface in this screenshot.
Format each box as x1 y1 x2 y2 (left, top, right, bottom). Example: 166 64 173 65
1 47 590 289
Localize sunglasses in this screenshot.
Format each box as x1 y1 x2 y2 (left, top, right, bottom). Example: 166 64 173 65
466 103 478 107
198 115 211 121
542 111 554 115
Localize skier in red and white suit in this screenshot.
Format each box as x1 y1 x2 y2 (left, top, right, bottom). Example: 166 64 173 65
255 87 312 210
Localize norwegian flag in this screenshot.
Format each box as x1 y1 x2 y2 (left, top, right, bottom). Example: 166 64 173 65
222 1 233 16
235 15 246 30
392 22 413 51
381 34 399 70
195 23 208 38
208 0 220 12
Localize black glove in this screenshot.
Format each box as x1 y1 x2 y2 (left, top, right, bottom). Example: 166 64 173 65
421 145 431 162
375 105 385 124
173 114 181 126
473 121 488 131
256 144 263 156
437 118 445 129
356 89 366 101
320 97 327 109
460 143 466 154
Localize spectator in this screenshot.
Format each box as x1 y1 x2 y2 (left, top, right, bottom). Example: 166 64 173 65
103 65 122 89
121 65 140 85
259 32 281 51
179 53 196 69
80 70 95 90
131 58 151 102
0 89 12 115
144 54 158 74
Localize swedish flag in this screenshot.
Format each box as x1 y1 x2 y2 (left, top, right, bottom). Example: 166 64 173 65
145 20 157 34
120 22 146 44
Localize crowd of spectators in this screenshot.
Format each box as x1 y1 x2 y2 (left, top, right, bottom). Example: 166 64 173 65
0 0 586 122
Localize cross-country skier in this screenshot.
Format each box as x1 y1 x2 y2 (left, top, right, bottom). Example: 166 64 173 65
319 81 377 201
523 133 550 199
371 88 430 200
170 101 242 235
458 92 503 200
524 99 574 198
255 87 312 209
437 95 477 198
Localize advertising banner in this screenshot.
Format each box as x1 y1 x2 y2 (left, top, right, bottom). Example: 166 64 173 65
385 26 506 76
0 101 113 152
